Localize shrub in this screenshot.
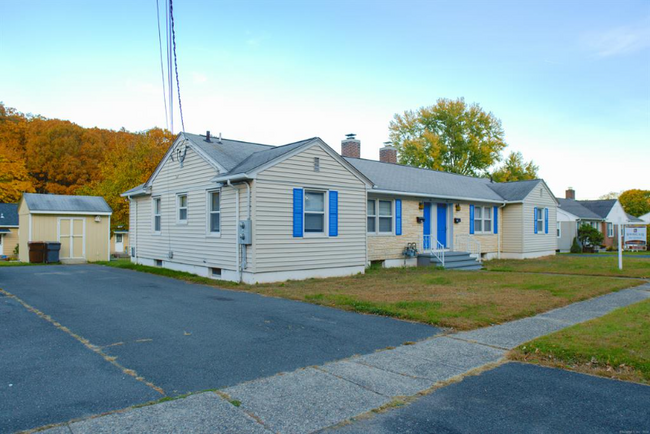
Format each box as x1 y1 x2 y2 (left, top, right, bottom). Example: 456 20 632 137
570 237 582 254
578 224 604 249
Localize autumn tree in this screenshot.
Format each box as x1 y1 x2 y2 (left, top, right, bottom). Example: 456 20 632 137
80 128 172 229
389 98 507 176
618 189 650 217
491 151 538 182
599 191 620 200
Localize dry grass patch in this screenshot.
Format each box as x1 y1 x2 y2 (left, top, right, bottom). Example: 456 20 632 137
245 267 640 330
486 255 650 279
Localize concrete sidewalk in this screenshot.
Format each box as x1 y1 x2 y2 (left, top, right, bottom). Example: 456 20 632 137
39 283 650 434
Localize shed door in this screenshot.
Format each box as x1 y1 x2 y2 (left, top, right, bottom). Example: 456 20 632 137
59 218 85 259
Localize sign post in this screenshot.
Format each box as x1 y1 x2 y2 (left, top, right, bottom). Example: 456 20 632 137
618 224 623 270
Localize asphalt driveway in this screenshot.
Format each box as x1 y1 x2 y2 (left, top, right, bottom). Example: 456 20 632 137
0 264 438 433
332 362 650 434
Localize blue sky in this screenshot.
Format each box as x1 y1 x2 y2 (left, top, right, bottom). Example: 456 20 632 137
1 0 649 199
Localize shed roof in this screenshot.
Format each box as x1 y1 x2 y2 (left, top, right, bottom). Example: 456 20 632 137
22 193 112 214
0 203 19 226
556 198 602 220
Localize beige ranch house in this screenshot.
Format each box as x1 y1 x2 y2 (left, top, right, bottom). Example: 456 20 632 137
18 193 112 263
122 132 557 283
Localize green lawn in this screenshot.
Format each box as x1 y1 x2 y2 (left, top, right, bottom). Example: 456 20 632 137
510 299 650 384
96 259 641 331
0 261 42 267
485 255 650 279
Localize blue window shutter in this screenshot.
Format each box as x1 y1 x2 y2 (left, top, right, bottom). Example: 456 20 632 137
493 206 498 234
395 199 402 235
534 207 538 234
293 188 303 237
469 205 475 234
329 191 338 237
544 207 549 234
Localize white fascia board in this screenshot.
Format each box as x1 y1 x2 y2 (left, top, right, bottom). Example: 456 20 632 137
370 189 506 205
212 173 255 183
30 211 113 216
0 225 19 228
557 208 578 222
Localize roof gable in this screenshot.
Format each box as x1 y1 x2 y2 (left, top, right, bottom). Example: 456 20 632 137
0 203 19 226
579 200 616 219
487 179 541 202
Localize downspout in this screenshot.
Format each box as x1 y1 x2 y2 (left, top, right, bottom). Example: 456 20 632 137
498 203 506 259
228 180 241 283
242 181 251 272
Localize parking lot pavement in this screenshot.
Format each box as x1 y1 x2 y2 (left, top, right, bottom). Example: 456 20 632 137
0 294 160 434
330 362 650 434
0 264 438 432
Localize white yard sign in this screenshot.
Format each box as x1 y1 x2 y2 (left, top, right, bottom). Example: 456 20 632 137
624 227 647 242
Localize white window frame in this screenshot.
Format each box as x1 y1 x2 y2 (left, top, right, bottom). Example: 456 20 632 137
0 233 3 255
607 222 613 237
367 198 394 235
206 189 221 237
115 233 123 243
474 205 493 234
152 196 162 235
177 193 188 224
304 189 327 237
535 208 544 234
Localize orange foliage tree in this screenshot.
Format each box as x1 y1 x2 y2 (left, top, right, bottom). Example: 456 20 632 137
0 103 171 229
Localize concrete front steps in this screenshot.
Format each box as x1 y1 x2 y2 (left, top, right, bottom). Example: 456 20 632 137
417 251 482 270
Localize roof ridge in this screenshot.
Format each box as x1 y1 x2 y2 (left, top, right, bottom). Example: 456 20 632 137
224 137 319 175
496 179 542 184
346 157 493 182
185 132 275 148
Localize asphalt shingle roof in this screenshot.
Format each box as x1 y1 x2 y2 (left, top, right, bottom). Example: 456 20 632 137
0 203 19 226
23 193 112 214
183 133 274 172
556 198 602 220
223 138 319 176
344 158 505 202
579 200 616 219
486 180 542 201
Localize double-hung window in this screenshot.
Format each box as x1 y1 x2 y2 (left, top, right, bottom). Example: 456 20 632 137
535 208 544 233
367 199 393 234
153 197 162 233
607 222 613 237
473 206 493 234
304 190 325 233
177 194 188 223
208 191 220 234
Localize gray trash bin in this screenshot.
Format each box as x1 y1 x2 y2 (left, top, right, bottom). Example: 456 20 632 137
45 242 61 263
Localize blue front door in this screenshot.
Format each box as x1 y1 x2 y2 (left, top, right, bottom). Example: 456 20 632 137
423 202 431 249
437 203 447 248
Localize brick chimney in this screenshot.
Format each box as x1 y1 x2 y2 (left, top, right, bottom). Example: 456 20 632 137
379 142 397 164
566 187 575 200
341 134 360 158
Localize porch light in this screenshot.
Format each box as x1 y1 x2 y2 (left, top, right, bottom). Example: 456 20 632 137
455 204 461 212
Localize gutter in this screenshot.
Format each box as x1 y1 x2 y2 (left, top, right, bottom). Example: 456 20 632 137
370 189 507 205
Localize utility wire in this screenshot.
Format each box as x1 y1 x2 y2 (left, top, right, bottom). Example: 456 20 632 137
155 0 168 131
166 0 173 133
169 0 185 132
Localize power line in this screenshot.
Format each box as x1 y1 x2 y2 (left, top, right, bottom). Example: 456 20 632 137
169 0 185 132
155 0 168 131
166 0 173 133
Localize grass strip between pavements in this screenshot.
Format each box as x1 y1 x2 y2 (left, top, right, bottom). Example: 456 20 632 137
509 299 650 384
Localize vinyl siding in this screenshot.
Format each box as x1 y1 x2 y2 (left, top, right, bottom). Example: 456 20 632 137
558 221 577 252
253 144 367 273
130 145 245 271
1 228 19 257
521 183 557 254
453 202 501 254
501 204 523 253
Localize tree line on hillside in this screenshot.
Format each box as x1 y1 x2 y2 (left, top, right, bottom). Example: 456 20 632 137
0 103 172 230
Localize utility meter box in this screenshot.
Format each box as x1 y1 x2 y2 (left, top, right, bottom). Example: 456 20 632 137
238 219 252 245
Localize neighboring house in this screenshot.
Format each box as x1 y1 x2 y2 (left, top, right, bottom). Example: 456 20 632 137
110 229 129 256
18 193 112 263
0 203 19 258
639 212 650 224
122 132 558 283
556 189 636 251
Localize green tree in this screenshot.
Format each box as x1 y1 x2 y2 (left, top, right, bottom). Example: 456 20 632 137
389 98 507 176
491 151 538 182
618 189 650 217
